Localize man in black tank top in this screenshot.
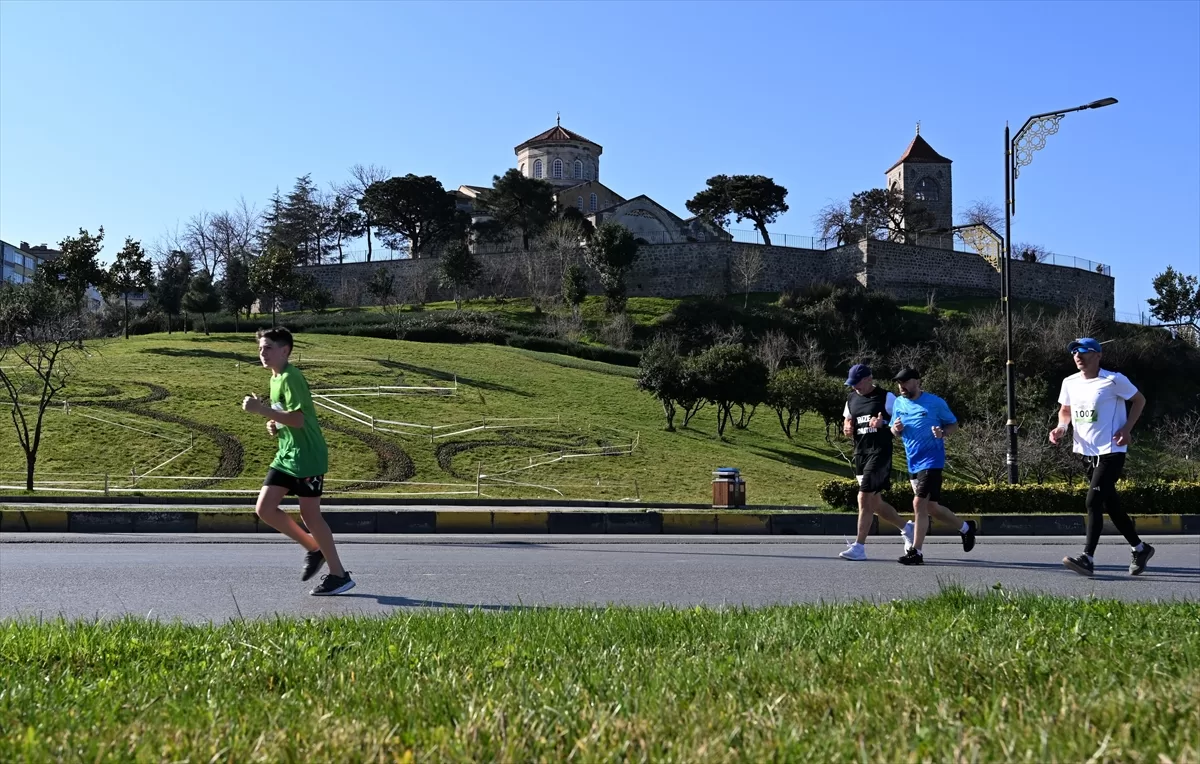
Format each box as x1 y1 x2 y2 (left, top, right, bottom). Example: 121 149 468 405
838 365 914 560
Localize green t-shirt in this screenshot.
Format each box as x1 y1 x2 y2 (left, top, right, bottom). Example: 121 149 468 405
269 364 328 478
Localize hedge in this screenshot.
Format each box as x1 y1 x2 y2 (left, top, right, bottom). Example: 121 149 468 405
818 478 1200 514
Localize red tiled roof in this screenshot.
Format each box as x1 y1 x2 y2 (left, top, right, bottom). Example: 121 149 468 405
515 125 600 151
886 134 951 172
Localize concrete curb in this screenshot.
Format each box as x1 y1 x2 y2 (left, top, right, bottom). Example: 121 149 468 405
0 509 1196 536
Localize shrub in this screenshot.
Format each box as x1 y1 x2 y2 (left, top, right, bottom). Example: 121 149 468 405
818 478 1200 514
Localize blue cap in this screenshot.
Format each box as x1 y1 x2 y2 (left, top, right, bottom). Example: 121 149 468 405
845 364 872 386
1068 337 1103 354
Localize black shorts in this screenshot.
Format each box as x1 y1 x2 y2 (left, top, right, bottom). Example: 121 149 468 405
263 469 325 498
909 468 943 503
854 452 892 494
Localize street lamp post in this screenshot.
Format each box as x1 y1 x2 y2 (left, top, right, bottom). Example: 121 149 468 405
1002 97 1117 484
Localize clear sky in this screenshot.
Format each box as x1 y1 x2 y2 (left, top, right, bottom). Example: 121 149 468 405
1 0 1197 319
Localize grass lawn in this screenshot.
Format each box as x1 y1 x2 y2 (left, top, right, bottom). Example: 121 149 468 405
2 589 1196 762
0 331 854 505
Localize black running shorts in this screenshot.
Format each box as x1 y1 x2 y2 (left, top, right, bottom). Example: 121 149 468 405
263 468 325 498
854 452 892 494
909 468 943 503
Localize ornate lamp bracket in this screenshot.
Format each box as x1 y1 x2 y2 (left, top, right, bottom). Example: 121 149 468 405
1012 115 1063 179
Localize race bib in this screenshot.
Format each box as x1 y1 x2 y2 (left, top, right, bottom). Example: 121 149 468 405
1073 408 1098 423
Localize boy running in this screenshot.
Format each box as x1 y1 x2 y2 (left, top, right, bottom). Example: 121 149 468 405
1051 337 1154 577
890 368 977 565
837 364 915 560
242 327 355 596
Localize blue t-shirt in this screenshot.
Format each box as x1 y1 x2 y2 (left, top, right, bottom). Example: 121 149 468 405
893 392 957 472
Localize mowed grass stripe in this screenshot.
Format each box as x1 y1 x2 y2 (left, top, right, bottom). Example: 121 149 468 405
1 590 1197 762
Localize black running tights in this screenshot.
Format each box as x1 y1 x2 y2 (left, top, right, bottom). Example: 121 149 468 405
1084 453 1141 556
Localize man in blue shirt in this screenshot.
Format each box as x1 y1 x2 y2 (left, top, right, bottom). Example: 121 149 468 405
890 368 977 565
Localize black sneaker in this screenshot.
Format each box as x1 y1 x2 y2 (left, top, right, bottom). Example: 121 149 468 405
961 520 977 553
898 548 924 565
1063 554 1094 577
301 549 326 582
1130 544 1155 575
310 571 355 596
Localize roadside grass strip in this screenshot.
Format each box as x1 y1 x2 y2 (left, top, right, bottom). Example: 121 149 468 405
2 588 1197 762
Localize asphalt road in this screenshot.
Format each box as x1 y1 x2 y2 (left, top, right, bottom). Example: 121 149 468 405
2 534 1197 622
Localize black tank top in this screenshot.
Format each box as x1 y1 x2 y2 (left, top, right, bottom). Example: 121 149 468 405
846 386 893 456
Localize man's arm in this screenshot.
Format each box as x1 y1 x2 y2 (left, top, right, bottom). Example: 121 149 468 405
1115 391 1146 446
242 393 305 428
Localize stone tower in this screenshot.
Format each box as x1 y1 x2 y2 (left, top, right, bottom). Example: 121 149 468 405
885 125 953 248
514 117 602 189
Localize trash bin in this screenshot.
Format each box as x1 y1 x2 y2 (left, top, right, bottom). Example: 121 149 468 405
712 467 746 508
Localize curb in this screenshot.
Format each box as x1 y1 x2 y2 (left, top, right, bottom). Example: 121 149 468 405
0 509 1196 536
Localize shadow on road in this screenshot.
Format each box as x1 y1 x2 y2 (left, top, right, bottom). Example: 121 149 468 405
340 593 540 611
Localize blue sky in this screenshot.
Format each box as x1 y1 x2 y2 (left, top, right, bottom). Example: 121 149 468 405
1 0 1197 318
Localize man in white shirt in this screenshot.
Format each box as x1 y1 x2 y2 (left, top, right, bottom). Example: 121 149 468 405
1050 338 1154 576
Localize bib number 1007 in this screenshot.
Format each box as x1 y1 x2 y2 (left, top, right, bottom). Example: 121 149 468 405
1074 408 1098 423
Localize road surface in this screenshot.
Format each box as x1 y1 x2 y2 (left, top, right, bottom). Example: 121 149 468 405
2 534 1197 621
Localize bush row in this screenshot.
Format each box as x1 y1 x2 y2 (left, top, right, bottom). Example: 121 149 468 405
818 478 1200 514
115 309 642 367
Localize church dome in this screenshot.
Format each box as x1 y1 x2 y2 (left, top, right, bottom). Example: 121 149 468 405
515 119 602 186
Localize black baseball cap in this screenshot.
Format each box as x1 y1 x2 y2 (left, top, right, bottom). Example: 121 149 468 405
892 367 921 383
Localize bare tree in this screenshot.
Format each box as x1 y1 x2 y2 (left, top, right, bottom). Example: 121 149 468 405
185 211 218 276
0 285 89 491
960 200 1003 230
341 163 389 262
731 247 765 308
793 334 825 374
947 411 1008 485
525 219 584 314
754 329 792 374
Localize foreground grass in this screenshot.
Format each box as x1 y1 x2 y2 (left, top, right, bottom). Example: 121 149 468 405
2 590 1197 763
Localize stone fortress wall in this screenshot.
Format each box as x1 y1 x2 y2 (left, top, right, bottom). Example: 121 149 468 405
302 239 1114 317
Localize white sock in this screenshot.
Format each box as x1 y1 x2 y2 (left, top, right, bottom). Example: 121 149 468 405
960 521 970 534
1133 542 1144 552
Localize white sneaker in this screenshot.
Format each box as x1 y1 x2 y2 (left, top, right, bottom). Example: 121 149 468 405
839 543 867 561
901 521 915 552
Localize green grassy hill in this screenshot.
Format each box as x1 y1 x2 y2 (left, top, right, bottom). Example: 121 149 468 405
0 331 858 506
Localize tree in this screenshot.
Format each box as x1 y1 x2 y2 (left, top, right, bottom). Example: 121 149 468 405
104 236 152 339
816 188 934 245
340 163 389 262
328 190 365 263
1148 266 1200 334
220 254 256 331
584 222 640 314
438 241 482 310
294 273 332 314
636 335 688 431
182 270 222 335
960 199 1003 230
686 175 789 245
283 175 331 266
767 366 810 439
692 343 769 437
38 227 107 309
152 249 193 334
368 266 399 314
0 283 88 490
731 247 765 308
251 244 296 326
806 373 849 443
480 169 556 251
359 174 465 259
563 263 588 318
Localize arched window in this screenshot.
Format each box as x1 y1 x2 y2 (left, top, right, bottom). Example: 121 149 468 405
519 162 525 175
576 196 584 210
914 177 940 202
589 193 598 211
574 160 583 179
534 159 543 179
552 159 563 179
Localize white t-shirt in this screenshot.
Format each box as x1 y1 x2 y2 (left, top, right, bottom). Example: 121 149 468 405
1057 370 1139 455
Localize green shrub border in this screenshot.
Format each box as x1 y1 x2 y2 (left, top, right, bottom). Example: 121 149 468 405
818 478 1200 514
